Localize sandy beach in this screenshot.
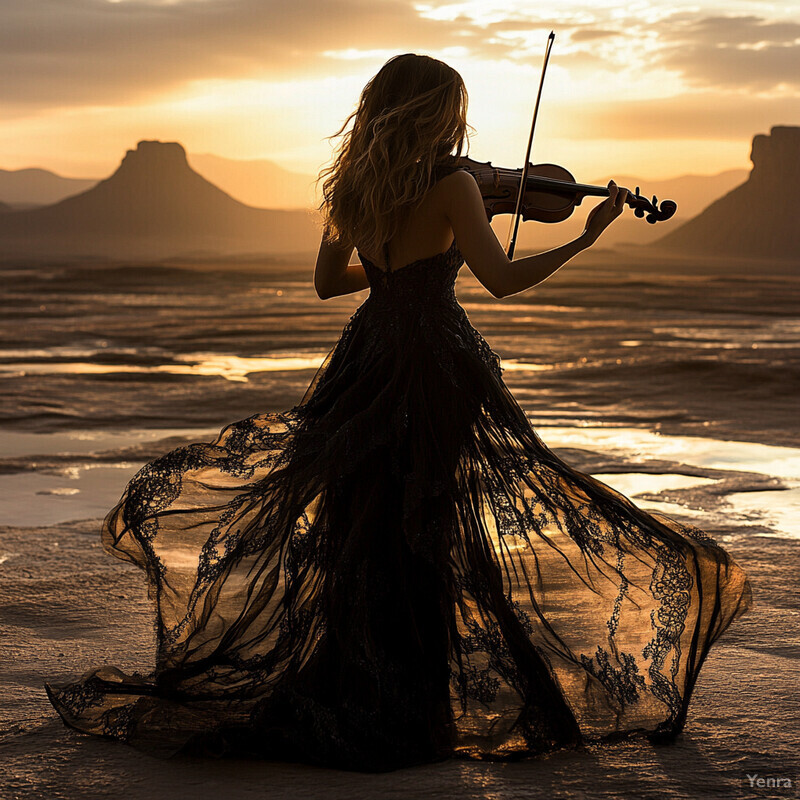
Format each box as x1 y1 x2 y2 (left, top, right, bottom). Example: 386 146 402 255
1 248 798 799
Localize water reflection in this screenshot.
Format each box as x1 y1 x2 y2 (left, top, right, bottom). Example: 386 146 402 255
592 473 717 496
727 488 800 540
500 361 555 372
620 340 795 350
3 424 799 537
538 426 800 480
0 463 142 526
1 351 583 380
2 427 217 458
542 427 800 538
0 352 327 382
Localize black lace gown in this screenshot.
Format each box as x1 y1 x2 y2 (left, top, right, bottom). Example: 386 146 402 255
45 237 752 772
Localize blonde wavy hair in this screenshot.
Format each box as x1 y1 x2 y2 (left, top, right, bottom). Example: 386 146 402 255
317 53 470 258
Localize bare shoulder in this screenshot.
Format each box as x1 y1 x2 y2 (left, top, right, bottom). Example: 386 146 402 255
431 167 510 299
428 168 484 223
433 168 479 197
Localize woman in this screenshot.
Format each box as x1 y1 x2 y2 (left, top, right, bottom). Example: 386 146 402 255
45 53 752 773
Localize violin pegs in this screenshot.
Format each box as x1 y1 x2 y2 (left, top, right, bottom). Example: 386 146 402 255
634 208 645 218
646 213 657 224
652 194 658 208
635 186 641 198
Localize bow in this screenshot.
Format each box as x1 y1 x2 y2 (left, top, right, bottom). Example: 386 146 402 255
506 30 555 259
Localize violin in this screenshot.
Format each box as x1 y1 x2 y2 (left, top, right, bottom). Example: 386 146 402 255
456 155 678 225
454 31 676 258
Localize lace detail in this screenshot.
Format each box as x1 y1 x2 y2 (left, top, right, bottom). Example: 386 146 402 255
45 234 752 771
580 647 647 707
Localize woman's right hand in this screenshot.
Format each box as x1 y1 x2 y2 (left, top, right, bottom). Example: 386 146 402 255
582 180 629 243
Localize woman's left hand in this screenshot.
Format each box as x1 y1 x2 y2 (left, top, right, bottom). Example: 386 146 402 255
583 180 629 243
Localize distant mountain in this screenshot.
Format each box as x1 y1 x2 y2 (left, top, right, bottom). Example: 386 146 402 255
655 126 799 259
0 201 11 213
187 153 318 209
0 167 98 206
509 167 748 252
0 140 321 261
1 140 778 259
0 154 318 210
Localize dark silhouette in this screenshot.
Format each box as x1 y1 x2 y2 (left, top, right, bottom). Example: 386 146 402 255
45 223 752 772
656 126 800 259
0 141 319 260
42 53 753 773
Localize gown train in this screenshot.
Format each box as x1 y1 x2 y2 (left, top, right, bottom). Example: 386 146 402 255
45 231 752 772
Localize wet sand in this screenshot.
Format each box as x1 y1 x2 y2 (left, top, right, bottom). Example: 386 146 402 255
1 248 798 798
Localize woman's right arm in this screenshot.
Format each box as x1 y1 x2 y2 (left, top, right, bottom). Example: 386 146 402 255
314 232 369 299
440 169 627 299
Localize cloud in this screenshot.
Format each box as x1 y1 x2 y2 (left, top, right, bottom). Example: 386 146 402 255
476 10 800 93
652 14 800 91
0 0 478 110
3 1 799 127
550 49 618 74
660 15 800 46
568 29 622 43
660 43 800 91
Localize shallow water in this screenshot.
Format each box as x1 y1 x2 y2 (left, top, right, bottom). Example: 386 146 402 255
2 259 798 456
539 426 800 480
2 427 216 458
0 464 140 527
726 488 800 542
541 427 800 540
0 351 328 382
2 424 798 539
0 349 561 381
1 258 797 797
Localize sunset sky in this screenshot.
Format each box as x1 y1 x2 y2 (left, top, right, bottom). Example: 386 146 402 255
2 0 798 183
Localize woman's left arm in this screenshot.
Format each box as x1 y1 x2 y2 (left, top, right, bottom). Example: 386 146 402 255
314 234 369 299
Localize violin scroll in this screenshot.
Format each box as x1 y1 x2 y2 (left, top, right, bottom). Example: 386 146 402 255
630 186 678 224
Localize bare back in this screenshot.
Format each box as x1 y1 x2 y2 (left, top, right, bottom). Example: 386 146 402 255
356 176 456 272
317 166 592 301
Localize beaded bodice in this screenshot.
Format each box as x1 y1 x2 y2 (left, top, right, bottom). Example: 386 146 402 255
358 239 463 309
349 238 502 381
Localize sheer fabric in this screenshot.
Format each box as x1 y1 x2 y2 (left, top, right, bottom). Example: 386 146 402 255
45 227 752 772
